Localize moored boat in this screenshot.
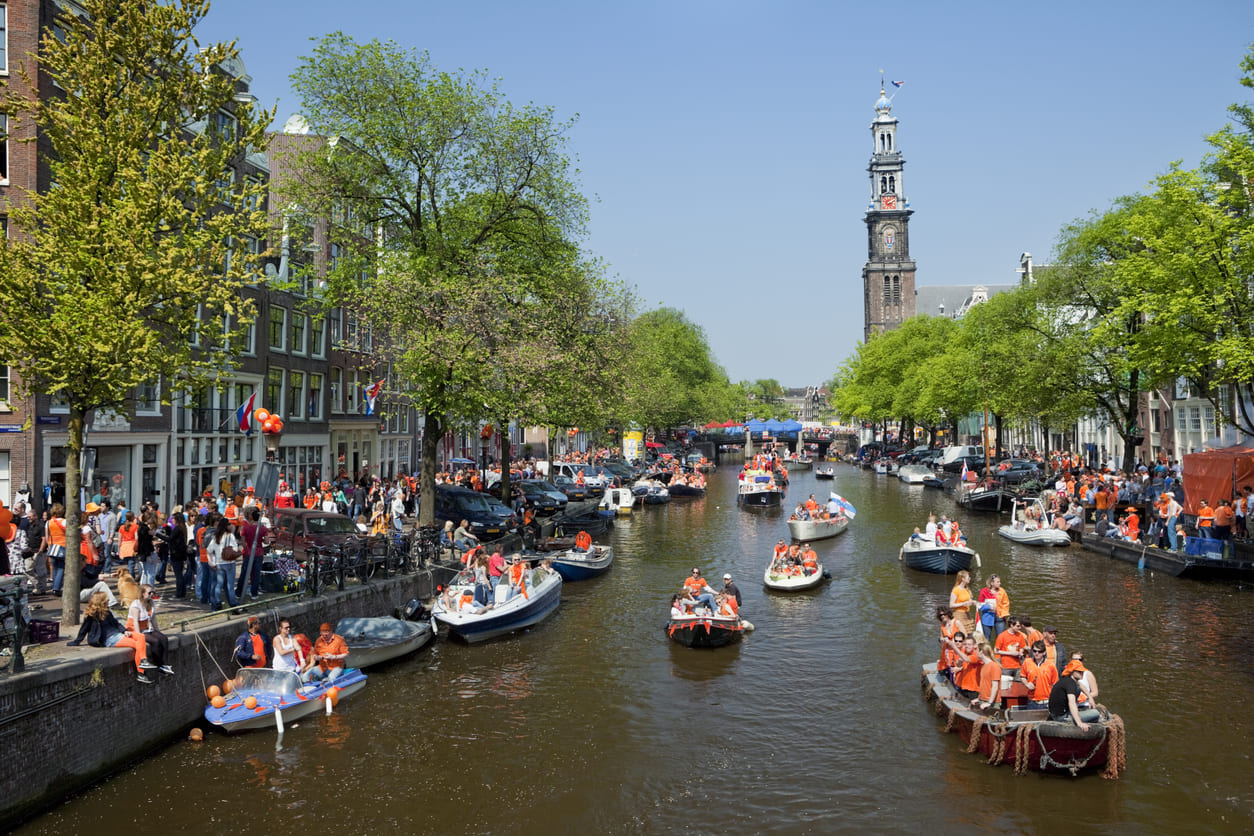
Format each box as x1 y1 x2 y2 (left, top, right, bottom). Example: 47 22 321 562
959 481 1020 512
897 464 933 484
998 500 1073 547
899 535 978 574
599 486 637 515
204 667 368 734
921 662 1125 777
549 542 614 581
433 560 562 643
336 616 434 669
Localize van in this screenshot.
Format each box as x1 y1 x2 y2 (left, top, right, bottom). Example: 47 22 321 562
552 462 607 490
939 445 984 465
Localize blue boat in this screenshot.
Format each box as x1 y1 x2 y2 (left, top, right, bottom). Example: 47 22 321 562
549 544 614 581
433 561 563 643
204 667 368 733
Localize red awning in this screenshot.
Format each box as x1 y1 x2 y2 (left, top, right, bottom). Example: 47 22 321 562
702 421 723 429
645 441 664 448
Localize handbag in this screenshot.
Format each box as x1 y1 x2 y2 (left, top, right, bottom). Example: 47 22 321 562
220 546 240 562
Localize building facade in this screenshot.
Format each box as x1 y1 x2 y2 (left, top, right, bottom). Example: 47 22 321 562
862 83 917 343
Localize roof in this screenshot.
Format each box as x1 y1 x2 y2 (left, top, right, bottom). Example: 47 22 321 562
914 284 1017 319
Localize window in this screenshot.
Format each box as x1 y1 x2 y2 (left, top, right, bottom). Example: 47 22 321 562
310 316 325 358
288 371 304 420
1 114 9 182
136 378 160 413
290 313 306 355
308 373 322 420
241 318 256 355
266 367 284 419
269 307 287 351
0 4 7 72
0 364 8 408
234 383 254 414
329 307 342 347
347 370 359 413
344 311 358 349
888 175 895 194
330 367 342 414
1190 407 1201 432
213 110 236 142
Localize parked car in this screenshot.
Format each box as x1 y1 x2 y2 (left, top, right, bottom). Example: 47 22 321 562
982 458 1041 484
516 479 569 515
272 508 361 559
425 485 517 539
551 474 589 502
941 454 987 474
601 461 641 483
551 462 608 490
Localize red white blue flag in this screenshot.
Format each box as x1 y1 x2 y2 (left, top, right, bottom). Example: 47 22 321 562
960 459 969 481
829 492 857 519
236 391 257 436
891 80 905 88
365 379 384 416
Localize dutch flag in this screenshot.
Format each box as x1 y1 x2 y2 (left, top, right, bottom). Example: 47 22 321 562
236 391 257 436
365 379 384 416
891 80 905 88
829 492 857 519
961 459 969 481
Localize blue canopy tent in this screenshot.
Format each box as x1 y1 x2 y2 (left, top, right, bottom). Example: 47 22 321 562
745 419 769 434
780 419 803 433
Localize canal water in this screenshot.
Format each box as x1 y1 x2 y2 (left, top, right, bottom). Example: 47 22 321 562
18 465 1254 834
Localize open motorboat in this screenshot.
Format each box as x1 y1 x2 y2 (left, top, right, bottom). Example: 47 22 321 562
336 616 435 669
921 663 1125 778
897 464 933 485
204 667 367 734
763 555 825 591
814 465 835 480
665 612 745 648
787 514 849 542
874 458 897 475
899 534 978 574
786 456 813 471
548 535 614 581
433 560 562 643
738 473 783 508
599 486 637 515
998 498 1073 547
960 480 1021 512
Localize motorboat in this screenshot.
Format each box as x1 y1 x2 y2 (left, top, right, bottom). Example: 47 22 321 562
641 484 671 505
667 481 706 498
922 475 946 489
665 612 745 648
599 486 637 515
899 534 978 574
921 663 1125 778
786 456 813 471
787 515 849 542
548 541 614 581
874 458 897 475
737 475 782 508
204 667 367 734
763 556 825 591
997 499 1073 547
814 465 835 480
897 464 933 485
433 561 562 643
336 616 435 669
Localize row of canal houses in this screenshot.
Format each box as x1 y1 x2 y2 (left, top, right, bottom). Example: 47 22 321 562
0 1 573 511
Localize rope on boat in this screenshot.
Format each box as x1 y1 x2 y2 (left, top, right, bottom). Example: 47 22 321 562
1101 712 1127 780
1035 723 1107 776
942 707 956 733
966 716 985 753
983 719 1012 766
1013 724 1033 774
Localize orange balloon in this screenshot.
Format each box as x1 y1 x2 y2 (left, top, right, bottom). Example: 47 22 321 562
206 685 220 699
273 419 284 433
262 419 276 434
254 408 270 423
211 695 226 709
244 696 258 710
222 679 234 695
188 728 204 742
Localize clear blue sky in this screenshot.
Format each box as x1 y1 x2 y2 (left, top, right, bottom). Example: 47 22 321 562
197 0 1252 388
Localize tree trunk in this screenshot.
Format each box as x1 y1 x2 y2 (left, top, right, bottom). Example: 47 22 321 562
994 413 1005 460
498 423 511 506
62 407 85 626
1041 420 1052 477
419 411 442 526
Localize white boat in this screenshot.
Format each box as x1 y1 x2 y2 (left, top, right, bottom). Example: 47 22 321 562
786 456 813 471
336 617 434 669
763 556 825 590
433 561 562 643
997 498 1074 547
598 486 637 515
786 515 849 541
874 458 897 475
897 464 933 484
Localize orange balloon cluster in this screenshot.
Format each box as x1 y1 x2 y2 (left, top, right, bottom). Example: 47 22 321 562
253 407 284 435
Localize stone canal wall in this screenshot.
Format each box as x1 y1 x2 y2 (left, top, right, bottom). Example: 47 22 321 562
0 570 441 829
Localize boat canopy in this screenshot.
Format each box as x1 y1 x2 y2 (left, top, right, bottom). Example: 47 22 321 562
1182 445 1254 515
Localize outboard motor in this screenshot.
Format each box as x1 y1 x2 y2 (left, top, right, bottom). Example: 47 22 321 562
401 598 430 622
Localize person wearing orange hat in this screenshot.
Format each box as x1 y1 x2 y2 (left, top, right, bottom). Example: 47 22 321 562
310 622 350 684
1048 660 1101 730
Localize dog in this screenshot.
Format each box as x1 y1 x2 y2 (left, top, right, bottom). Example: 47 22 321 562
116 567 141 609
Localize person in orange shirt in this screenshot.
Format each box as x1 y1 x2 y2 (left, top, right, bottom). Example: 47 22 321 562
1212 499 1235 542
949 570 975 637
682 568 718 614
1196 499 1214 535
946 634 982 699
989 574 1010 638
232 616 270 669
801 544 819 573
971 643 1003 711
311 622 350 683
935 607 962 681
1123 508 1140 543
1020 642 1059 708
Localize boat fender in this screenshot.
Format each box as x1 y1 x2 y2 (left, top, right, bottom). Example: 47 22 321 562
822 569 832 579
898 548 904 562
741 619 755 632
275 708 285 735
973 552 982 568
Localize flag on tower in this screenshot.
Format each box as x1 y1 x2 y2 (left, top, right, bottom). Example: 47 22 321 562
364 379 384 416
891 80 905 88
236 391 257 436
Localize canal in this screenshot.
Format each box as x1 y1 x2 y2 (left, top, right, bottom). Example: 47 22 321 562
17 464 1254 834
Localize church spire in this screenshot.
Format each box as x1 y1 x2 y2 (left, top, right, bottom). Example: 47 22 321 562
862 75 916 343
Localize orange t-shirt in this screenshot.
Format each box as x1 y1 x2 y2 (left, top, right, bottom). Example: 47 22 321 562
48 518 67 547
1021 656 1059 700
956 651 982 692
1213 505 1234 527
683 576 707 596
951 585 972 608
994 588 1010 619
977 661 1004 702
995 630 1025 670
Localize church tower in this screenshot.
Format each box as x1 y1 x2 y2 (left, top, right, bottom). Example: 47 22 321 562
862 82 917 343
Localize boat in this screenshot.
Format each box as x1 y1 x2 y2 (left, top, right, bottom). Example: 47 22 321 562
959 481 1020 512
433 560 563 643
874 458 897 475
667 481 706 498
786 456 813 471
598 486 637 515
1078 533 1254 580
922 475 946 489
814 465 835 480
997 499 1073 547
763 556 825 591
737 475 782 508
899 535 978 574
921 663 1125 777
897 464 933 484
548 541 614 581
787 515 849 541
641 485 671 505
335 616 434 668
665 612 745 648
204 667 368 734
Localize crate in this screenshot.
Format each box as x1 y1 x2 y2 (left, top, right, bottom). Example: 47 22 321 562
28 619 60 644
1184 537 1224 560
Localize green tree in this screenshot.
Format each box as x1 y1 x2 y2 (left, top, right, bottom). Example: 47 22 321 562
624 308 736 432
287 35 591 525
0 0 270 623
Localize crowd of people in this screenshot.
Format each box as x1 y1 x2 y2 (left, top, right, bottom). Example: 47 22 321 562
936 571 1102 731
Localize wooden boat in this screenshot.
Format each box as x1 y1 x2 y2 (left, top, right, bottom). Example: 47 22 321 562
738 478 782 508
763 558 825 591
921 663 1125 777
335 617 434 668
204 667 367 734
814 466 835 480
665 613 745 648
548 543 614 581
899 536 978 574
787 515 849 541
433 562 562 643
1078 533 1254 580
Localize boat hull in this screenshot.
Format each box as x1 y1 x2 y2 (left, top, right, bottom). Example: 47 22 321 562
550 545 614 581
814 469 835 480
1079 534 1254 580
961 487 1019 512
435 568 563 643
998 526 1073 547
337 617 434 668
667 484 706 498
787 517 849 541
738 488 782 507
921 664 1123 777
204 668 368 733
763 565 825 590
665 616 744 648
900 540 975 574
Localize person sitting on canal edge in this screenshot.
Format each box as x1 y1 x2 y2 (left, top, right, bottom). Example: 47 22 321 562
233 616 271 669
68 590 154 684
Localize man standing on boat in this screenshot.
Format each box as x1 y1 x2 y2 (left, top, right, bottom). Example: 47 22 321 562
722 573 741 609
